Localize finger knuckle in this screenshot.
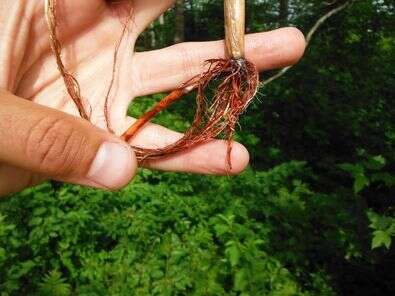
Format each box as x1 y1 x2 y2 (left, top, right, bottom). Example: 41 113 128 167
175 42 196 79
26 116 87 176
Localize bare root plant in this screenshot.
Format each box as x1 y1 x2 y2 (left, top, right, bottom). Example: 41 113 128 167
45 0 259 169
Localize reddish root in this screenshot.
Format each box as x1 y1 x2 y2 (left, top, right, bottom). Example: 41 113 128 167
45 0 91 120
126 58 259 169
103 3 134 133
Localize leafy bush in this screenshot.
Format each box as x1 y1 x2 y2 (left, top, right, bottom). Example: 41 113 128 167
0 163 341 295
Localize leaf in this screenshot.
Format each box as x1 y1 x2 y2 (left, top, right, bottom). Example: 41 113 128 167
367 210 380 229
234 269 247 291
365 155 386 170
33 207 47 216
29 217 43 226
214 224 228 236
38 270 71 296
226 242 240 267
353 174 369 194
372 230 391 249
339 163 363 176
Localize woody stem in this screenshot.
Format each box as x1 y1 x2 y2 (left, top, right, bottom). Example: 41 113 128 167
224 0 245 59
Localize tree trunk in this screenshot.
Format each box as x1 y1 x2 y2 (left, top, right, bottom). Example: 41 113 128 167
174 0 185 43
279 0 289 25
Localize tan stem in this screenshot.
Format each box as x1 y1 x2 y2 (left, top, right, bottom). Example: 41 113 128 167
224 0 245 59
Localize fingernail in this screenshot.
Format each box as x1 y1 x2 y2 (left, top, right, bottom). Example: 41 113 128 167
87 142 135 189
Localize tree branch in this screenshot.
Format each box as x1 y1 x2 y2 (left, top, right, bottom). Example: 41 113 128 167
261 0 354 87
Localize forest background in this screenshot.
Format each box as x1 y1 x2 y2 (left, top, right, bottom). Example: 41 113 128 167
0 0 394 295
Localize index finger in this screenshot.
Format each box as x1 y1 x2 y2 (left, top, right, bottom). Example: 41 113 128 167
134 27 306 96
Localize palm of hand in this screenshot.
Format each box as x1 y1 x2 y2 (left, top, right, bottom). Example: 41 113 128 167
17 0 174 136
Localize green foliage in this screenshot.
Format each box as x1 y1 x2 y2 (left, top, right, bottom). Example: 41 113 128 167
339 154 394 194
339 153 395 251
368 210 395 250
37 271 71 296
0 163 341 295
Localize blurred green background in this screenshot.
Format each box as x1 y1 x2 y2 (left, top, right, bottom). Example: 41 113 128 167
1 0 394 295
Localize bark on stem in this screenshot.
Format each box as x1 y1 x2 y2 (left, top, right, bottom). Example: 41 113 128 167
224 0 245 59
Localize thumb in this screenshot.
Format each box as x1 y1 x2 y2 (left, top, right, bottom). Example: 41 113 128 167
0 90 137 190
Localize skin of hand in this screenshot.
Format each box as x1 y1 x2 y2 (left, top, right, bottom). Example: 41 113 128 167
0 0 306 197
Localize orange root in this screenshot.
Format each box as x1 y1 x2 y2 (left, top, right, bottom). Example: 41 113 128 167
128 58 259 169
122 87 193 142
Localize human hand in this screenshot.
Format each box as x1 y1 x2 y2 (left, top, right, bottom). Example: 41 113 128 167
0 0 305 196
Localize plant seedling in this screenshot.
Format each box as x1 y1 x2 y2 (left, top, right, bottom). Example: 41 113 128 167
46 0 259 169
